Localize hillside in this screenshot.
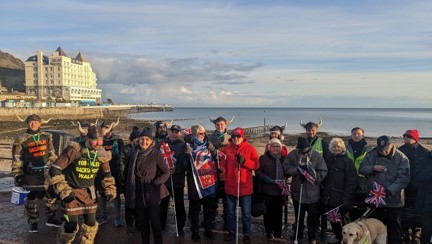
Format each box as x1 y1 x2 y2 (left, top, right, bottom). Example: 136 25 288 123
0 50 25 92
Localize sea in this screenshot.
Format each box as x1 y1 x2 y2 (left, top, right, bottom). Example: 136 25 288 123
129 107 432 138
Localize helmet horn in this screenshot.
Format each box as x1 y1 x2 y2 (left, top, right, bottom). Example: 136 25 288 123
77 122 88 135
299 119 306 128
17 115 26 123
41 118 52 124
228 116 235 124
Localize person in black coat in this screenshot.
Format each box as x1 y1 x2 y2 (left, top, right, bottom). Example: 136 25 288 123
159 125 187 234
256 138 287 239
321 138 358 243
415 150 432 244
398 129 429 241
124 127 170 244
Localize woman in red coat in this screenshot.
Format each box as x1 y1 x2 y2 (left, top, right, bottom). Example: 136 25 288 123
220 127 259 244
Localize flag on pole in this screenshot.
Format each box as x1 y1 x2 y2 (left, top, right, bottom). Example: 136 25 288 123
297 166 316 185
364 181 387 207
274 179 290 196
325 206 342 223
160 142 176 171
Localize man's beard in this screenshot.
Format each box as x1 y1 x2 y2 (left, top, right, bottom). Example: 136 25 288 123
156 130 167 138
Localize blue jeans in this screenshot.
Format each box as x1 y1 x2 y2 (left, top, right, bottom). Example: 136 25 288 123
226 194 252 236
98 192 121 219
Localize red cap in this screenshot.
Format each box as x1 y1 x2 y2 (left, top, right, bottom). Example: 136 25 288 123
231 127 245 139
403 130 419 142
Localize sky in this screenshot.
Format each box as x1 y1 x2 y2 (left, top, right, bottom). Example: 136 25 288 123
1 0 431 108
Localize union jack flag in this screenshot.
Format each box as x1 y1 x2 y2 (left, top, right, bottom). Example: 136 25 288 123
325 206 342 223
160 142 176 171
182 127 192 136
297 166 316 185
274 179 290 196
365 182 387 207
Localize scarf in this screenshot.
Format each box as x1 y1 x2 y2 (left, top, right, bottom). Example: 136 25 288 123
214 130 226 141
349 138 367 159
193 136 205 146
135 147 156 183
270 152 284 180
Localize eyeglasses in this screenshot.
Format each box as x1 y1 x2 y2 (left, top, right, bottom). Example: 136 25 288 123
197 132 206 136
270 145 281 148
231 135 242 139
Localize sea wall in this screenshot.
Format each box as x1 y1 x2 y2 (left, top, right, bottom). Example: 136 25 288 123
0 107 103 121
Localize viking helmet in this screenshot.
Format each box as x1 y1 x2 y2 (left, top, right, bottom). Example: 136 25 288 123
17 114 52 124
154 119 173 128
300 117 323 129
209 116 235 124
100 117 120 135
77 119 99 136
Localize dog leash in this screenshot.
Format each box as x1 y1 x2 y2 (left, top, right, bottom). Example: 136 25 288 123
357 206 376 221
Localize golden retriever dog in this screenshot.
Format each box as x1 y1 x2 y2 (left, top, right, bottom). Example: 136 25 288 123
342 218 387 244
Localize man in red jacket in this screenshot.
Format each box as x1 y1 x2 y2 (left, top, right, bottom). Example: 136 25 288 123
220 127 259 244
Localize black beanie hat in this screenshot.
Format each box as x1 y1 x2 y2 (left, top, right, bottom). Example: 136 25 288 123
296 137 311 153
140 127 153 138
129 126 141 140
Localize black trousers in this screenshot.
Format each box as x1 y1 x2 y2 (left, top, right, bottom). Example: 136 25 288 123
64 213 96 233
293 201 320 240
368 207 403 244
420 214 432 244
189 197 217 236
135 205 163 244
160 187 186 231
263 195 284 237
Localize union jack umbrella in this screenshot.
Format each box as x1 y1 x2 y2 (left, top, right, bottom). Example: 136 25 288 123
325 206 342 223
297 166 316 185
365 181 387 207
274 179 290 196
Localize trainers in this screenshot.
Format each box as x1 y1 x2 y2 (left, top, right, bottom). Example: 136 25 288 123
29 223 38 233
114 216 124 227
46 217 62 227
97 216 108 225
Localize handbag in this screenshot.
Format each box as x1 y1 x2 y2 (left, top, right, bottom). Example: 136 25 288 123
251 201 267 217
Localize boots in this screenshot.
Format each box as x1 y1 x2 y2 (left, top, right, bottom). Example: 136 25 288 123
56 223 77 244
79 223 99 244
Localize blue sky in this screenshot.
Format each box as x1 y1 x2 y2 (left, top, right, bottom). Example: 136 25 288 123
1 0 431 107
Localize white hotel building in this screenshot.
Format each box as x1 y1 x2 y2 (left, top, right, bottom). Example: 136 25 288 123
24 47 102 105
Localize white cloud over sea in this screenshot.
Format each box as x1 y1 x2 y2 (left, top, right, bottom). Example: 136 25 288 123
1 0 432 107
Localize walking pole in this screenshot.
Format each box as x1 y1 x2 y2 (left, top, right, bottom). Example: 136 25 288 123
170 175 179 237
294 183 303 244
236 162 241 244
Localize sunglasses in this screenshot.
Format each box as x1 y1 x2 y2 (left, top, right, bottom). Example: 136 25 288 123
231 135 242 139
197 132 206 136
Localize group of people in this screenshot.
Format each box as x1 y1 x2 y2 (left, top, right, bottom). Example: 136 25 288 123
11 114 432 244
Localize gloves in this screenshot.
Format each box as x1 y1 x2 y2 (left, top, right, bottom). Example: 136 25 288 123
384 189 392 197
297 168 307 181
264 175 274 184
185 144 193 154
62 192 76 203
236 154 246 165
106 194 114 202
207 142 215 151
14 175 24 187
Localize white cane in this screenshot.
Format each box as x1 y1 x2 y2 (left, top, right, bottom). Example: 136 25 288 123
170 175 179 237
236 162 241 244
294 183 303 244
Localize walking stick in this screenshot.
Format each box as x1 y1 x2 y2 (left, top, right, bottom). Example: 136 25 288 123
236 161 241 244
170 175 179 237
294 183 303 244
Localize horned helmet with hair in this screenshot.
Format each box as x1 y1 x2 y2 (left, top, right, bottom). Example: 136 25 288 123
77 119 99 136
100 117 120 135
270 122 287 140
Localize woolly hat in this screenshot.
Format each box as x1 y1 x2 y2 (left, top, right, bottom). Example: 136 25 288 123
129 126 141 140
231 127 245 139
87 125 104 140
377 135 391 151
140 127 153 138
268 138 282 147
296 137 311 153
403 130 419 142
